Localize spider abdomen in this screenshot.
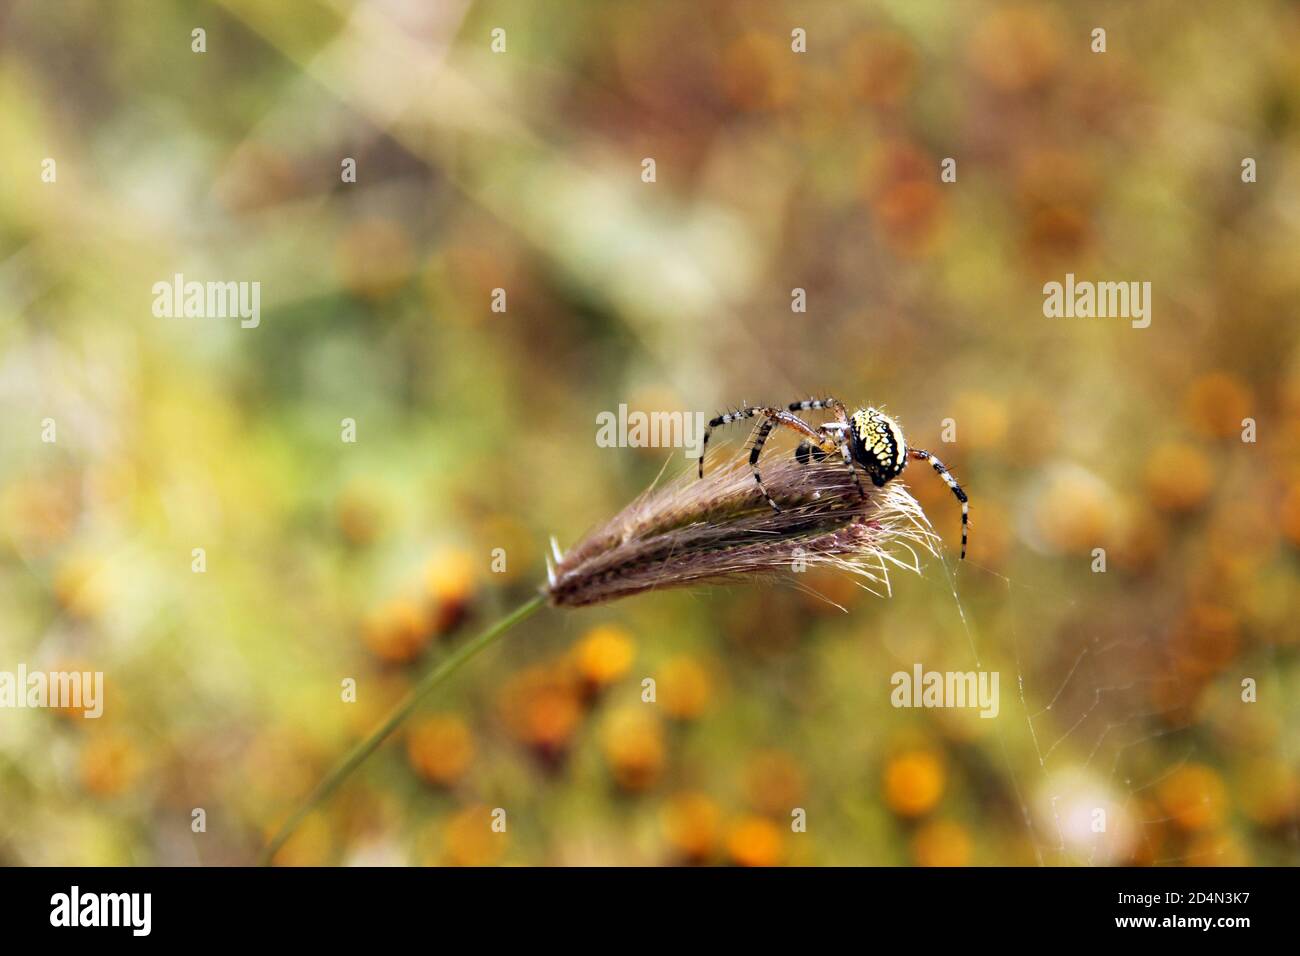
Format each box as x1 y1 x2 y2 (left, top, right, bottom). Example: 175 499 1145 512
850 408 907 486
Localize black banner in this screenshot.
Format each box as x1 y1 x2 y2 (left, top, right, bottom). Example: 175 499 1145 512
0 866 1279 942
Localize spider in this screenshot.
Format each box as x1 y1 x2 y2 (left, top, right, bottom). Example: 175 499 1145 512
698 397 968 559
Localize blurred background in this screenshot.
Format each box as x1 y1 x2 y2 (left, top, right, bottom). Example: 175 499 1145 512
1 0 1298 865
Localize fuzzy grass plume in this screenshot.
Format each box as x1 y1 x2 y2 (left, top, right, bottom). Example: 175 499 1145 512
546 454 939 608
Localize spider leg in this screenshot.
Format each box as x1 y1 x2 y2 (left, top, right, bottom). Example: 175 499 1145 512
744 408 839 512
834 432 867 501
790 397 866 501
909 448 968 559
700 405 765 479
789 397 847 416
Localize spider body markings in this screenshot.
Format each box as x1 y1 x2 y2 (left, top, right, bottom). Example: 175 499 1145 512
699 397 968 559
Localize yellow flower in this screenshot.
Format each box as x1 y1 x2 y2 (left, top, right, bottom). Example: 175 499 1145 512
407 715 475 787
426 548 474 605
572 626 636 689
659 655 713 720
426 548 476 633
601 707 666 792
443 804 507 866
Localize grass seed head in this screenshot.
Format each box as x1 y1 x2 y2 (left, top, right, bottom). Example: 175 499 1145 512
545 455 938 608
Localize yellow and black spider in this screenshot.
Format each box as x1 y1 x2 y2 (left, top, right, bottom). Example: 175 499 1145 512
699 397 968 559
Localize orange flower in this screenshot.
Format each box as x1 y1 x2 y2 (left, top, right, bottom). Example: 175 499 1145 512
661 792 721 863
1280 480 1300 548
869 152 947 258
1157 764 1228 832
1016 150 1096 260
361 598 433 664
1184 373 1253 440
443 804 507 866
407 715 475 787
1145 443 1212 514
912 819 972 867
1113 503 1168 574
968 5 1063 94
883 750 945 818
726 815 784 867
81 731 140 797
498 664 583 755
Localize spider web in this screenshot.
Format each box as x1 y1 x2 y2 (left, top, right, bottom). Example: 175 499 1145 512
932 553 1299 867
